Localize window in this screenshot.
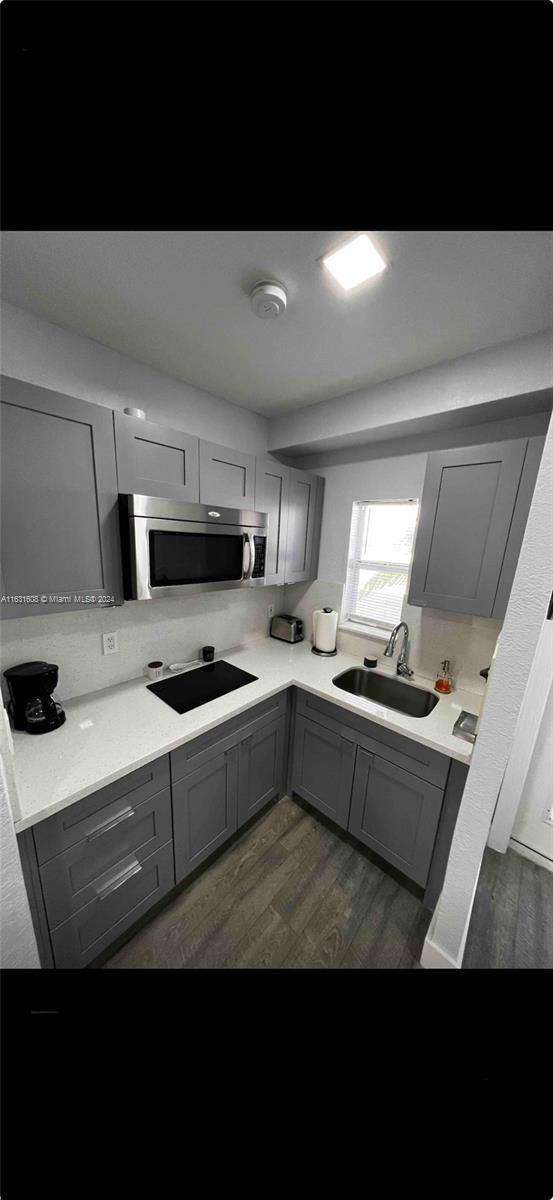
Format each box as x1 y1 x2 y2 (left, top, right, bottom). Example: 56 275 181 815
343 500 419 631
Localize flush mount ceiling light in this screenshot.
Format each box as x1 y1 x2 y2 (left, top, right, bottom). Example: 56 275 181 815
322 233 387 291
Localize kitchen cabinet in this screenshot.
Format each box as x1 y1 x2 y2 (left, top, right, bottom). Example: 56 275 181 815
408 437 542 618
291 713 356 830
254 459 324 586
0 375 122 617
114 412 199 502
237 714 287 827
173 747 239 884
254 458 290 585
20 751 173 969
285 468 323 584
199 439 256 510
348 749 444 887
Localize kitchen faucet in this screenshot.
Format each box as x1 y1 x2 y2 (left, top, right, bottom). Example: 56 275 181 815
383 622 414 678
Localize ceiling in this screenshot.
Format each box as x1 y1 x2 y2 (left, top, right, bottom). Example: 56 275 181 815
2 230 551 416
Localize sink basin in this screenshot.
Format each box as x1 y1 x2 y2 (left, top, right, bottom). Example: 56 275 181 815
332 668 439 718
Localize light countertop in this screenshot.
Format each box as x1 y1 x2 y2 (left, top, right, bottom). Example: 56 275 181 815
9 638 481 833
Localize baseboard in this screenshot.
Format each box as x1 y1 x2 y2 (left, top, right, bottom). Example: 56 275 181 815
509 838 553 873
420 936 461 970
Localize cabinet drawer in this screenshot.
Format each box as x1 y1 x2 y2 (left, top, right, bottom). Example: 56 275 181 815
49 841 175 969
349 750 444 887
33 755 170 864
40 788 172 929
170 690 289 783
295 689 450 789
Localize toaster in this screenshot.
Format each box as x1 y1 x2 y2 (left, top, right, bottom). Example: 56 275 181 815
270 614 304 643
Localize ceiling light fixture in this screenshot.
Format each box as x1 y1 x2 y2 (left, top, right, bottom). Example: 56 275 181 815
322 233 387 291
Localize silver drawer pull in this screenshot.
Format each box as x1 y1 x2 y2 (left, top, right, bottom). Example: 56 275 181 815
96 859 142 900
87 805 135 841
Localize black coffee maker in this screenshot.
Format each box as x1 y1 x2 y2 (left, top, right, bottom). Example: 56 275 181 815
3 661 66 734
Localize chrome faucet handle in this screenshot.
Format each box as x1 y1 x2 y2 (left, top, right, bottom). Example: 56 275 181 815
397 661 414 678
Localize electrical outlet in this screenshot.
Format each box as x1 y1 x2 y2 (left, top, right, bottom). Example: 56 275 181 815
543 804 553 827
267 604 274 620
102 632 118 655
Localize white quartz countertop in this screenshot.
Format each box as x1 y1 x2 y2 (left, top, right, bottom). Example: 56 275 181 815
9 638 481 832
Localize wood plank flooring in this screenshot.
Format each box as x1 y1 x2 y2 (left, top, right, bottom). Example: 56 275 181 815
104 795 431 970
463 846 553 969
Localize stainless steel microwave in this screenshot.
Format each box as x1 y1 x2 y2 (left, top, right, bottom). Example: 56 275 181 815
119 495 268 600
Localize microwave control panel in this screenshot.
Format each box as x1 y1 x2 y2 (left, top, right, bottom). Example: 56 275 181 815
252 536 266 579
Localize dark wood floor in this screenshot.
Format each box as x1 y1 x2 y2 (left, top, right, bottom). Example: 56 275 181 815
104 795 432 969
463 846 553 969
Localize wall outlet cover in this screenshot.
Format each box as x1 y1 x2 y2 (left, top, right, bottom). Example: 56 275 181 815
267 605 274 619
102 632 119 655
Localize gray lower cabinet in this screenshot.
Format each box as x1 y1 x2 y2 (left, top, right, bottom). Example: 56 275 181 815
285 468 323 584
173 747 239 883
50 842 175 969
114 412 200 502
254 458 290 585
348 749 444 887
0 375 122 617
291 713 356 830
237 715 287 827
408 437 542 617
199 440 256 509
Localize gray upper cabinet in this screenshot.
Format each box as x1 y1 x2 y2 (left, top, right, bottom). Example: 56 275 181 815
114 412 199 502
254 458 290 585
408 438 531 617
284 468 323 584
199 440 255 510
0 375 122 618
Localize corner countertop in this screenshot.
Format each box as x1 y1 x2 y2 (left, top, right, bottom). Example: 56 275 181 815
9 638 481 833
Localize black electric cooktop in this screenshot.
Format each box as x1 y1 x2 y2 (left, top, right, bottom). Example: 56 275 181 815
147 660 258 715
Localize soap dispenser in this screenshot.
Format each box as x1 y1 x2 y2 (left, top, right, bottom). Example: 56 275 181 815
434 659 453 694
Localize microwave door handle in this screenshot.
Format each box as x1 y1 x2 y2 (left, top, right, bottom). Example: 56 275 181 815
243 533 253 580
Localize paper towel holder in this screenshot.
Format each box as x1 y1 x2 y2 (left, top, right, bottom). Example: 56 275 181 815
312 606 338 656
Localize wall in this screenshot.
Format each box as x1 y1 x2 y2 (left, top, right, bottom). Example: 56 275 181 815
268 329 552 455
0 303 281 701
284 414 547 694
422 409 553 968
1 587 282 704
1 302 269 453
0 711 40 968
511 683 553 863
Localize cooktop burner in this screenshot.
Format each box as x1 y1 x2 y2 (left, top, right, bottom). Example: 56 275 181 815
147 659 258 715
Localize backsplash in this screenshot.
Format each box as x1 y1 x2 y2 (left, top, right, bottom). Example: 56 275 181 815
0 576 501 705
284 580 502 694
0 587 282 703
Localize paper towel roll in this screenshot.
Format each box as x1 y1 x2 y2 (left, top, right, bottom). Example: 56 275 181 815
313 608 338 654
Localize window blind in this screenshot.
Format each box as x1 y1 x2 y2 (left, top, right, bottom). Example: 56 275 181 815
343 500 418 630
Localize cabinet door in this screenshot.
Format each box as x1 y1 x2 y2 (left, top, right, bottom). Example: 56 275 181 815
285 469 322 584
237 715 286 828
173 747 238 884
0 375 122 618
349 750 444 886
254 458 289 585
291 714 355 830
408 439 527 616
199 440 255 509
114 412 199 502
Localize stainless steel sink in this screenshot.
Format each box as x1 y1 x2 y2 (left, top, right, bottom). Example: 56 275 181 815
332 668 439 718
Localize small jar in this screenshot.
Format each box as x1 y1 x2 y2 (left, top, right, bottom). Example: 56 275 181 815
434 659 453 694
146 660 163 681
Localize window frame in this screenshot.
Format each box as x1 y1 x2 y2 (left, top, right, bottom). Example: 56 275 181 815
343 498 419 632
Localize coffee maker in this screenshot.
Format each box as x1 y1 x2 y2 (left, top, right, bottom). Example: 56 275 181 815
3 661 66 734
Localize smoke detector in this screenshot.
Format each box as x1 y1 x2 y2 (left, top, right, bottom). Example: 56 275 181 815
250 280 287 319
